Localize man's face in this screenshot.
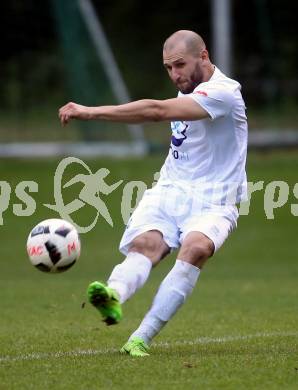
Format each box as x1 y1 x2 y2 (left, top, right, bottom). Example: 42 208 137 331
163 44 204 94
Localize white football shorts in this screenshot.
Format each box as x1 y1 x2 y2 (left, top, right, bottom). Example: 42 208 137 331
119 183 239 255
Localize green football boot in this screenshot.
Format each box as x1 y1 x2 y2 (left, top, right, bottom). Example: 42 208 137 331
87 281 122 325
120 336 150 357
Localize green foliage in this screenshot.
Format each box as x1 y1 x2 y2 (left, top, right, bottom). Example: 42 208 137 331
1 0 297 112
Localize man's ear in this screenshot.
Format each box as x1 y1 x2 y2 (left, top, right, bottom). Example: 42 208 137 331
201 49 209 61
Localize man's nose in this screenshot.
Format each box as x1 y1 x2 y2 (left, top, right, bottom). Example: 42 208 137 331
171 69 180 82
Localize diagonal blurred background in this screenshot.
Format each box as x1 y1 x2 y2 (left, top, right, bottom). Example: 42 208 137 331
0 0 297 155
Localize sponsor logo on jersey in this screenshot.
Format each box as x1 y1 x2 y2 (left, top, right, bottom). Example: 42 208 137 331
171 121 188 147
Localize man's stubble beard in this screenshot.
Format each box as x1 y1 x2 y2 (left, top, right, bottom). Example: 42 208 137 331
177 63 203 94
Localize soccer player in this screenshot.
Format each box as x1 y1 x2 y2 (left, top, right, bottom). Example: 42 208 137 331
59 30 248 357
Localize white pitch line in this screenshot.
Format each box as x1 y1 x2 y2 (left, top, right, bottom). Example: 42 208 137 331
0 331 297 363
155 331 298 348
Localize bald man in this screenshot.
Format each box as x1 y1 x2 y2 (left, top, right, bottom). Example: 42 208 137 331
59 30 248 357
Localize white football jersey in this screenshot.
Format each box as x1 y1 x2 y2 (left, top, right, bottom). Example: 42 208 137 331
158 66 248 205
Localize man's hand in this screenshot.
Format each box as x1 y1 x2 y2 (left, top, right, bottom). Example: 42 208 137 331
59 102 91 126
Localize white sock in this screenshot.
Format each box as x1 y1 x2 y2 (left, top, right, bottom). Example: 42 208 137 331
107 252 152 304
129 259 200 344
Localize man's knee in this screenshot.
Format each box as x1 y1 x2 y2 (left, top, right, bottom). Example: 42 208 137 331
129 234 154 253
185 242 213 261
129 230 170 265
179 232 214 268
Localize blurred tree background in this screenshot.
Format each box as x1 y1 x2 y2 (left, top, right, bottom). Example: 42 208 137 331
0 0 297 142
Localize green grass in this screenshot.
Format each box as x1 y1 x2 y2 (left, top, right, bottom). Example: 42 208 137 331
0 152 297 389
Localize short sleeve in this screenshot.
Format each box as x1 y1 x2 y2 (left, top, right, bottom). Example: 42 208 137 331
189 86 235 120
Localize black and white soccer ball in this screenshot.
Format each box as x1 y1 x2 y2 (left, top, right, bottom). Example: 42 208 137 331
27 219 81 273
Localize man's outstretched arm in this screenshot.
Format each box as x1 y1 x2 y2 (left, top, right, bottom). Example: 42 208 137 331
58 97 210 126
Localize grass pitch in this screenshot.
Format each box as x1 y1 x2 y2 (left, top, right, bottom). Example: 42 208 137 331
0 152 297 389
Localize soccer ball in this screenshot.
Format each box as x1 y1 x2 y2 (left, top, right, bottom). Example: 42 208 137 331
27 218 81 273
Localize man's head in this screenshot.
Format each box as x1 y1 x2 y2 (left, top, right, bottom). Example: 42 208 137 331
163 30 213 94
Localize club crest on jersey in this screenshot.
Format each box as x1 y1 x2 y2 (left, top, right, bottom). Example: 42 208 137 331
171 121 188 147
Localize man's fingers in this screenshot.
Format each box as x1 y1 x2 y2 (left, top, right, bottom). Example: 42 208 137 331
63 115 69 125
58 102 84 126
59 113 69 126
58 104 73 126
59 105 68 116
